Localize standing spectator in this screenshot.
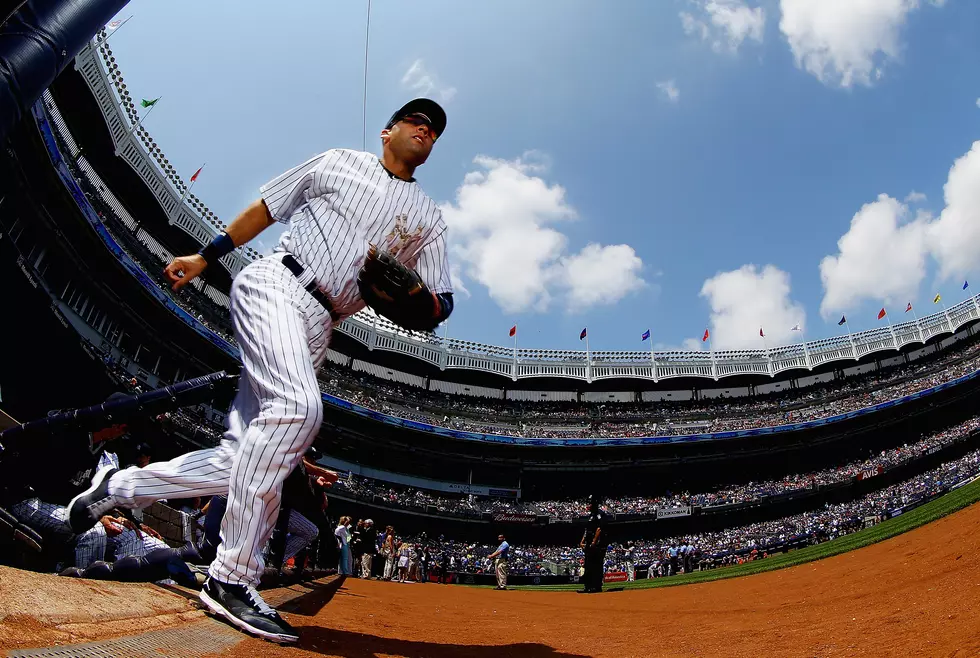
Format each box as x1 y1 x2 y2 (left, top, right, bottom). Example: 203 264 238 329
439 549 451 584
487 534 510 590
334 516 352 576
382 526 397 580
350 520 364 577
360 519 377 579
396 540 412 582
418 544 430 583
668 543 679 576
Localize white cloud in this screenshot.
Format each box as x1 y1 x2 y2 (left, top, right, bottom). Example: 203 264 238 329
400 59 457 103
927 141 980 281
560 244 646 311
819 194 930 318
700 264 806 350
975 98 980 109
778 0 944 88
819 141 980 317
904 190 927 203
681 0 766 53
440 153 646 314
657 79 680 102
449 262 470 299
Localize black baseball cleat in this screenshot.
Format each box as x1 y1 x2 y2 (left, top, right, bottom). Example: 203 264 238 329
199 577 299 644
66 466 121 534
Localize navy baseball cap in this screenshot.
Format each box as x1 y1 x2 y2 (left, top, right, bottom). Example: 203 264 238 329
385 98 446 138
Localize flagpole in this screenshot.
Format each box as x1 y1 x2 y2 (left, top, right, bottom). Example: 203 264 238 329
939 298 953 333
176 163 206 209
800 327 812 370
708 334 716 380
883 302 898 350
844 319 858 360
129 97 161 135
761 331 773 378
585 332 591 382
909 304 923 343
649 331 658 382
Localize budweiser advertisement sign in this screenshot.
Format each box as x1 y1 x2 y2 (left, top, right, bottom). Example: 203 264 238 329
656 506 692 519
603 571 628 583
492 513 537 524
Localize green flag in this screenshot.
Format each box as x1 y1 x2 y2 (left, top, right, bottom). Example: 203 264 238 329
140 97 160 108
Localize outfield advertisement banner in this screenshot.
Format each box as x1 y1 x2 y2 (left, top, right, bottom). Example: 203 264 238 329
657 506 692 519
492 513 538 524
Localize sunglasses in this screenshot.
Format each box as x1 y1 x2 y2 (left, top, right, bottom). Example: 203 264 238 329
400 114 438 140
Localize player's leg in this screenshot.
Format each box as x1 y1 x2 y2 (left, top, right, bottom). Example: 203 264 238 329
66 394 247 534
199 259 329 643
282 509 319 564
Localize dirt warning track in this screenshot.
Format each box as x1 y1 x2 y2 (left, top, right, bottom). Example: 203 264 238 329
3 500 980 657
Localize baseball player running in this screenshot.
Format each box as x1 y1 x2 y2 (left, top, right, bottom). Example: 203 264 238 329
67 98 454 643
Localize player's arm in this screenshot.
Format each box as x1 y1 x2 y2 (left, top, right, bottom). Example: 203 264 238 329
164 200 275 290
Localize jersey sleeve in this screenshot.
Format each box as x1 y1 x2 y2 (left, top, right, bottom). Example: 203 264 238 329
259 151 333 224
415 217 454 295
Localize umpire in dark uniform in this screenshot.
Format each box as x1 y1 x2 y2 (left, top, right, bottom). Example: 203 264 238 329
579 494 609 593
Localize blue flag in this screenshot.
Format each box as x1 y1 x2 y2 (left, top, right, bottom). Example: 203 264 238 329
838 315 847 326
964 280 970 290
641 329 650 341
580 328 587 340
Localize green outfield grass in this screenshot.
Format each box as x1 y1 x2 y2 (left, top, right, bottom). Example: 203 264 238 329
499 476 980 592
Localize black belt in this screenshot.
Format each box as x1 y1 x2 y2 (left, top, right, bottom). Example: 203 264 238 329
281 254 340 323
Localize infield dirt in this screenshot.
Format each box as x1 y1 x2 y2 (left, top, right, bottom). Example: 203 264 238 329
4 499 980 657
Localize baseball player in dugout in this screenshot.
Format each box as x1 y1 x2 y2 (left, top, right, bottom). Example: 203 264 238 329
65 99 455 644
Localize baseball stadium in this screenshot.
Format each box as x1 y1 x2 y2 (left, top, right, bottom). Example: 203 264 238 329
2 2 980 656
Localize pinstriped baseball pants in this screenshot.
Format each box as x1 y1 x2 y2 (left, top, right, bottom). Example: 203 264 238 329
107 257 331 585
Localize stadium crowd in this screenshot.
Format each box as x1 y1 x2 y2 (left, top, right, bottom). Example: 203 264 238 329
317 341 980 439
413 445 980 579
59 151 980 444
331 413 980 519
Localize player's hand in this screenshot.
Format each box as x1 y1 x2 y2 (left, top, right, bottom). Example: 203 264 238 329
164 254 207 291
99 516 124 537
141 524 163 540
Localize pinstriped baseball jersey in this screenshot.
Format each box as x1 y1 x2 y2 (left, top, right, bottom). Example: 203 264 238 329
260 149 453 321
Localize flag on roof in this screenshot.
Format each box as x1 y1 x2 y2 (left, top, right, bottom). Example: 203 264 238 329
759 327 765 337
877 308 887 319
107 19 123 30
838 315 847 326
641 329 650 341
190 166 204 183
702 328 709 342
140 97 160 108
509 325 516 337
791 324 801 332
580 328 587 340
905 302 912 313
933 293 942 304
964 281 970 290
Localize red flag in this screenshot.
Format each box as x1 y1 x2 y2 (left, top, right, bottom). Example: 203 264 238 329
702 328 710 342
759 327 765 337
508 325 516 337
190 166 203 182
905 302 912 313
877 308 886 320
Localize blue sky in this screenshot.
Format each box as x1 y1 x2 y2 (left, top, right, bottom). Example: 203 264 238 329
103 0 980 352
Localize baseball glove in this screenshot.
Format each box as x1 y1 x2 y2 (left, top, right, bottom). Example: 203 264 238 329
357 246 440 332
